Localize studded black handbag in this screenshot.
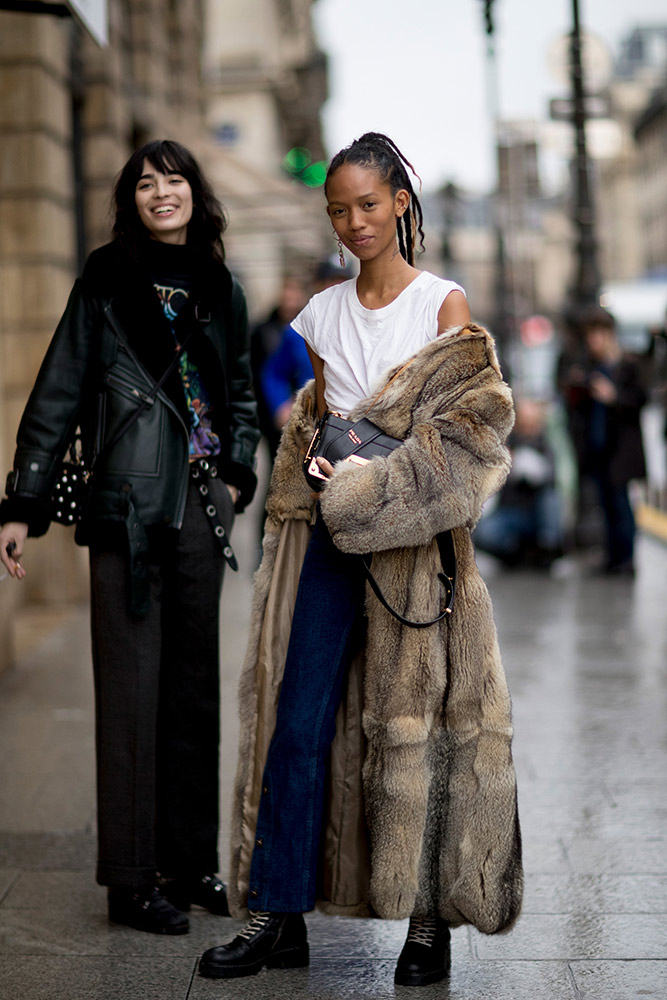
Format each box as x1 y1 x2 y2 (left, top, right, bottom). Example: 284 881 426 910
50 433 92 525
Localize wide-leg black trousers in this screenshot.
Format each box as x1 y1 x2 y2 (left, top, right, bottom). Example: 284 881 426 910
89 477 234 888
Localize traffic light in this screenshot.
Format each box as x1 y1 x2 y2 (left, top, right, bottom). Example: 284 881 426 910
283 147 327 188
482 0 494 36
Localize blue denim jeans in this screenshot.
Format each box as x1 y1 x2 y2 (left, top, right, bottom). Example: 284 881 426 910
248 513 366 912
591 471 636 567
474 486 563 558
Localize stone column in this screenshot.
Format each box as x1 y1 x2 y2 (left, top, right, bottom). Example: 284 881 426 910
0 12 88 674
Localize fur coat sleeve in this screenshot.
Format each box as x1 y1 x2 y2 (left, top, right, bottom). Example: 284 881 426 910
320 326 514 553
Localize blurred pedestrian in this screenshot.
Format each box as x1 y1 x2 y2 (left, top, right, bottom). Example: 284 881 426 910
560 305 646 575
260 258 354 434
0 139 259 933
474 397 563 567
646 310 667 443
199 131 522 987
250 276 307 460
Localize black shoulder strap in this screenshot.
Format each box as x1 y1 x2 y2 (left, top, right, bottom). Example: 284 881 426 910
359 530 457 629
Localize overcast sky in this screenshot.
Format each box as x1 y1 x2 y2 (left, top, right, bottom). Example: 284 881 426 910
313 0 667 193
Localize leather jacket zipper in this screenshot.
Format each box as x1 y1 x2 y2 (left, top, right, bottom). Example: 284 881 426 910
104 371 156 405
103 303 191 529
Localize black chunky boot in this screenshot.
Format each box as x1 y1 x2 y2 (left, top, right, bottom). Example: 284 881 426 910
394 915 451 987
198 911 309 979
107 886 189 935
161 874 230 916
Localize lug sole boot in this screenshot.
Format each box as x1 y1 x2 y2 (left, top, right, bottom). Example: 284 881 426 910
108 886 189 935
394 915 451 987
162 874 230 916
199 911 309 979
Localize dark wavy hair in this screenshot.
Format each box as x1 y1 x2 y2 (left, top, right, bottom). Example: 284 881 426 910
577 304 616 333
325 132 425 265
112 140 228 262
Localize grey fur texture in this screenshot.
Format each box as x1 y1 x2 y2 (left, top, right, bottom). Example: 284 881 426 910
228 325 523 933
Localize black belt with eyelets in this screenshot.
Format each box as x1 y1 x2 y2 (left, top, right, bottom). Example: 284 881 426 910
189 458 238 571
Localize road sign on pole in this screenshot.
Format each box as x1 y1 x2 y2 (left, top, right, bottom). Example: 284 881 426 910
549 94 610 121
66 0 107 46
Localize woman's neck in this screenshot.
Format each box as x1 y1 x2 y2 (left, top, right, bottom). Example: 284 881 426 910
356 252 420 311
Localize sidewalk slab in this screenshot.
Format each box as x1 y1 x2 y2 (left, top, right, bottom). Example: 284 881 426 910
0 956 197 1000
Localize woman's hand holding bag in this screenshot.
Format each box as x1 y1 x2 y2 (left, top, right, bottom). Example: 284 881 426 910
302 408 457 627
303 410 405 492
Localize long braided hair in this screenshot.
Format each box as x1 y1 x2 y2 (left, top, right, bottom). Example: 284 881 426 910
325 132 425 265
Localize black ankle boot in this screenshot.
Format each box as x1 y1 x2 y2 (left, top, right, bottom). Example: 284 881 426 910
394 915 451 986
198 911 309 979
108 886 189 935
162 874 230 916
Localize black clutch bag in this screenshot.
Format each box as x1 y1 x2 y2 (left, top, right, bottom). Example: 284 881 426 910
303 411 404 492
300 357 456 627
303 410 457 628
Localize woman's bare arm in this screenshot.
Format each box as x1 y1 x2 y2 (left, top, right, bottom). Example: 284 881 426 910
437 290 470 334
306 344 328 419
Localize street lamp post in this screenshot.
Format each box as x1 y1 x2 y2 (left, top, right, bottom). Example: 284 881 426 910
479 0 513 350
569 0 600 306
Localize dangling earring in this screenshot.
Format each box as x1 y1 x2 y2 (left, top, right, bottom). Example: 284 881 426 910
332 230 346 268
338 239 346 268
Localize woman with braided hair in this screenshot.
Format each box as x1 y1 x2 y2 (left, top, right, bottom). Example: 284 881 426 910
199 133 523 985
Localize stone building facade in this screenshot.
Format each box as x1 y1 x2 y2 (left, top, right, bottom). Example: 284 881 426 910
595 28 667 283
634 86 667 275
0 1 208 672
202 0 330 319
436 25 667 343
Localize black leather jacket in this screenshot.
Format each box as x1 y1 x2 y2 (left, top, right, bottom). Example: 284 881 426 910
1 241 259 606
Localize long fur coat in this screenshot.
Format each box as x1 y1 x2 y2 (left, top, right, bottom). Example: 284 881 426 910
228 324 523 933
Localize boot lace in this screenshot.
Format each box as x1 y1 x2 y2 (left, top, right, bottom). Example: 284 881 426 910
238 911 272 941
406 916 438 947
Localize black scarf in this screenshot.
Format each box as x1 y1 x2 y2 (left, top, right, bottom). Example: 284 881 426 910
81 239 233 427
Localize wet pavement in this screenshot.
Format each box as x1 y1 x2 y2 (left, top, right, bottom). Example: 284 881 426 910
1 465 666 998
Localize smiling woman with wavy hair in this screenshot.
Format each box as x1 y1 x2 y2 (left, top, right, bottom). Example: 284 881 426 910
0 139 258 934
112 139 228 262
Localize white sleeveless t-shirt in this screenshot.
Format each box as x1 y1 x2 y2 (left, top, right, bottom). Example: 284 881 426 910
291 271 465 416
